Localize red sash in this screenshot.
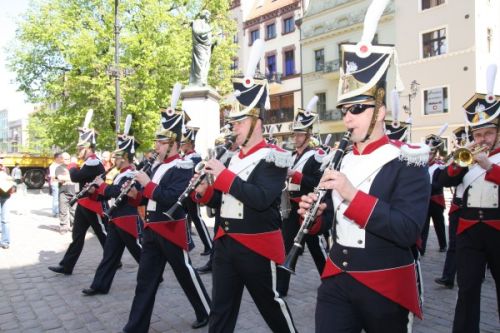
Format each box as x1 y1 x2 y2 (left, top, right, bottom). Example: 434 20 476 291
145 219 188 250
78 197 104 216
457 218 500 235
112 215 138 238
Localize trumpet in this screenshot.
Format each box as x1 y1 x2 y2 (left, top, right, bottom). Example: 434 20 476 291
444 145 488 167
279 129 352 274
163 136 235 220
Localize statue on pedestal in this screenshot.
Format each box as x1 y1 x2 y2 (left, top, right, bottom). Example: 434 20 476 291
189 10 213 87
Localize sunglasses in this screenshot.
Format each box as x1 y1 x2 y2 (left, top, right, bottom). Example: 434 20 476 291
340 104 374 116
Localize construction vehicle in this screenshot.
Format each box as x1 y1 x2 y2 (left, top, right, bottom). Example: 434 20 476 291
1 153 51 189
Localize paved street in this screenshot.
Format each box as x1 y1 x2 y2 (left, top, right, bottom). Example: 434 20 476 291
0 187 498 333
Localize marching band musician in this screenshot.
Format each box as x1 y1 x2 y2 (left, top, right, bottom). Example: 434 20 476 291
180 125 214 256
49 109 108 275
434 126 471 289
298 40 431 332
122 105 210 333
81 115 142 296
437 70 500 332
192 40 298 332
420 133 448 254
277 97 327 298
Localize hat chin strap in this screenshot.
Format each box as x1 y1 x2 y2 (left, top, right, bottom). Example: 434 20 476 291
362 88 385 143
242 117 258 147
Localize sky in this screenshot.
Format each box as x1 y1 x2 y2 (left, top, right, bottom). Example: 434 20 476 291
0 0 34 121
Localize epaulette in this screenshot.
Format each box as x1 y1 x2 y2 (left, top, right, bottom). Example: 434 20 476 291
188 152 201 160
84 157 101 167
396 142 430 167
314 148 326 163
175 159 194 169
265 146 293 168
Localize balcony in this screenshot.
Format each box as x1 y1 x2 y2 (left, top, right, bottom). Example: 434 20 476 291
322 59 340 80
266 72 282 84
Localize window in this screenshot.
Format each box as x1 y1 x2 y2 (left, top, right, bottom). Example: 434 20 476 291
422 28 447 58
315 49 324 72
231 58 239 71
233 34 238 44
423 87 449 115
317 93 326 115
266 23 276 40
421 0 445 10
250 29 260 45
266 93 294 124
283 17 295 34
284 50 295 76
266 54 276 75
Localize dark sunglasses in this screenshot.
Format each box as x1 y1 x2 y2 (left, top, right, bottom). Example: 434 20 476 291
340 104 374 116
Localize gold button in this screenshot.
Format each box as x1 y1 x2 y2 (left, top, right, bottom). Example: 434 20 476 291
342 249 348 255
357 240 363 245
224 221 229 226
342 261 348 267
238 213 242 217
224 227 229 231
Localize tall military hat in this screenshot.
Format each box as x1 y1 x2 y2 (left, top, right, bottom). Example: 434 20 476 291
181 126 199 144
155 82 188 142
385 120 409 141
425 123 448 152
77 109 98 148
114 114 139 158
452 126 471 147
463 64 499 130
293 96 318 133
229 39 269 122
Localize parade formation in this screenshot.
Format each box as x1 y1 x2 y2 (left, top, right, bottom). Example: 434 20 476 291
1 0 499 333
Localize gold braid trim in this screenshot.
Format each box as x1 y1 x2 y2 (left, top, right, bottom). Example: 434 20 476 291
362 88 385 143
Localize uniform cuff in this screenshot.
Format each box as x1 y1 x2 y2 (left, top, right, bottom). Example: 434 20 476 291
447 164 463 177
485 164 500 184
213 169 237 193
143 181 158 199
344 191 378 228
192 186 214 205
97 183 108 196
291 171 303 185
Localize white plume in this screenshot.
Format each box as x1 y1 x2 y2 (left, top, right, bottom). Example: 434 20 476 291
486 64 497 102
170 82 183 109
306 96 319 112
323 133 332 147
390 89 400 125
83 109 93 129
356 0 390 57
245 39 264 79
437 123 448 137
123 114 132 136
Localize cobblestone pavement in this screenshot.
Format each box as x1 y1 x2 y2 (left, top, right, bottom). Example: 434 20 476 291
0 188 498 333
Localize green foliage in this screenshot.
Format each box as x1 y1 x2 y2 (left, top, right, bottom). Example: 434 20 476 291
8 0 236 152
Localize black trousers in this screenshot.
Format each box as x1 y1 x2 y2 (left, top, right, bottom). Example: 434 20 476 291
277 204 327 296
59 205 107 272
453 224 500 333
123 228 210 333
90 222 142 293
209 237 297 333
316 274 411 333
58 191 75 228
185 198 213 252
420 201 447 254
440 210 459 282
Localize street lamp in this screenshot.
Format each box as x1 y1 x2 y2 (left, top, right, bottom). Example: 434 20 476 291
402 80 419 141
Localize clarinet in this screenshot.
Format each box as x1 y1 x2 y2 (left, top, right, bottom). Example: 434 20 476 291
69 168 114 206
279 129 352 274
103 152 159 219
163 136 235 220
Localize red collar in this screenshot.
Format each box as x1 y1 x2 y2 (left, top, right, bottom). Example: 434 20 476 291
353 135 390 155
163 154 180 163
239 139 267 159
489 147 500 157
120 165 132 173
87 154 97 160
185 150 195 155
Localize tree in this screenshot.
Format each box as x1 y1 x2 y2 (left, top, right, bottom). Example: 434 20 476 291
7 0 236 152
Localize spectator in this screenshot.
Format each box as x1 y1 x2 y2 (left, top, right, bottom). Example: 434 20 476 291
101 151 113 171
11 163 25 195
55 152 76 233
49 153 63 217
0 158 15 249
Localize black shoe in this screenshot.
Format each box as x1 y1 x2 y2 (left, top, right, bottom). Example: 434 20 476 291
196 263 212 274
200 249 211 256
82 288 105 296
434 277 454 289
191 317 209 329
48 265 72 275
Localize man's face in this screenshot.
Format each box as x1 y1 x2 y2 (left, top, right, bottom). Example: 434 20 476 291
293 132 308 150
114 155 124 169
102 151 111 162
341 103 378 143
155 139 174 159
62 153 71 165
231 117 254 146
472 127 498 151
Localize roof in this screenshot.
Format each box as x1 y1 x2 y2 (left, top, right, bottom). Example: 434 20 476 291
246 0 299 21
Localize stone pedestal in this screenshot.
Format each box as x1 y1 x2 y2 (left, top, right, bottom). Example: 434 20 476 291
181 86 221 158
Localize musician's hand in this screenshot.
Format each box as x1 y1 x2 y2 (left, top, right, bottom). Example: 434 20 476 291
318 169 356 203
205 159 225 178
287 168 295 177
475 152 492 171
135 171 150 186
87 185 96 194
127 186 138 199
94 176 104 186
297 192 327 218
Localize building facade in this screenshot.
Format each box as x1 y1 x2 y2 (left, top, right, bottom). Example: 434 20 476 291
8 119 27 153
0 110 8 153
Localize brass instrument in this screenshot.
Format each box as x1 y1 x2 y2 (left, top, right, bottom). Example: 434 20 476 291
444 145 488 167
